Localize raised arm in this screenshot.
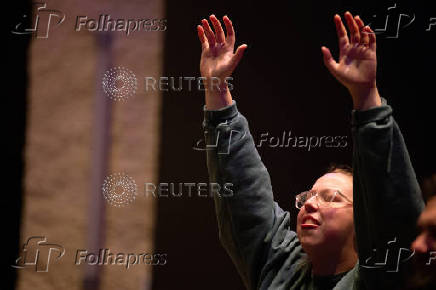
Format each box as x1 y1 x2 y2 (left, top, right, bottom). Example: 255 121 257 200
322 12 425 289
197 14 246 110
198 15 300 289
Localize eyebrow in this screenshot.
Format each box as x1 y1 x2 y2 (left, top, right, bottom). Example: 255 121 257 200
318 188 338 194
318 189 353 202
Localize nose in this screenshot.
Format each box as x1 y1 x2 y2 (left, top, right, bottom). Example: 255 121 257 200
411 233 428 254
304 195 319 212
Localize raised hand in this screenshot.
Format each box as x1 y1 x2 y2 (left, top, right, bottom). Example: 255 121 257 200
322 12 381 110
197 15 247 110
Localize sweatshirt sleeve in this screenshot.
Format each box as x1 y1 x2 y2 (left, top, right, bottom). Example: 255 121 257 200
351 98 425 289
202 100 298 289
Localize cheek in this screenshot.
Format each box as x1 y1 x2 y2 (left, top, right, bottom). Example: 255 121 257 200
430 236 436 252
320 209 354 235
296 209 305 225
296 210 305 236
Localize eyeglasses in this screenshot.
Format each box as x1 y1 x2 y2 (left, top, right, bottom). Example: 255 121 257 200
295 189 353 209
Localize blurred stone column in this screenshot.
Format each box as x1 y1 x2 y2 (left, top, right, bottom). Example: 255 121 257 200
83 32 113 290
18 0 164 289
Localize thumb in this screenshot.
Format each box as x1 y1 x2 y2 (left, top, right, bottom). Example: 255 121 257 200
321 46 339 76
230 44 248 71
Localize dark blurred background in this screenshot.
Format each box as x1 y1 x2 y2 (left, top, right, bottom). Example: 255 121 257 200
156 0 435 289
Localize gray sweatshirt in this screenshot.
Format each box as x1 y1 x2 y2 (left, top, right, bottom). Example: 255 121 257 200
203 99 424 290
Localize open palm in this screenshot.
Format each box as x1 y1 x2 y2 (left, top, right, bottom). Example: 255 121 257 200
322 12 377 91
197 15 247 84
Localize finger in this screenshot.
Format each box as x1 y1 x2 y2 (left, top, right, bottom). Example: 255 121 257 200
209 14 225 44
321 46 339 76
366 26 377 50
223 15 235 45
197 25 209 50
355 16 369 46
344 11 360 44
201 18 216 47
334 14 349 48
230 44 247 71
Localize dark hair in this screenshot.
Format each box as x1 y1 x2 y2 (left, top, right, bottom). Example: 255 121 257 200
325 163 353 177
